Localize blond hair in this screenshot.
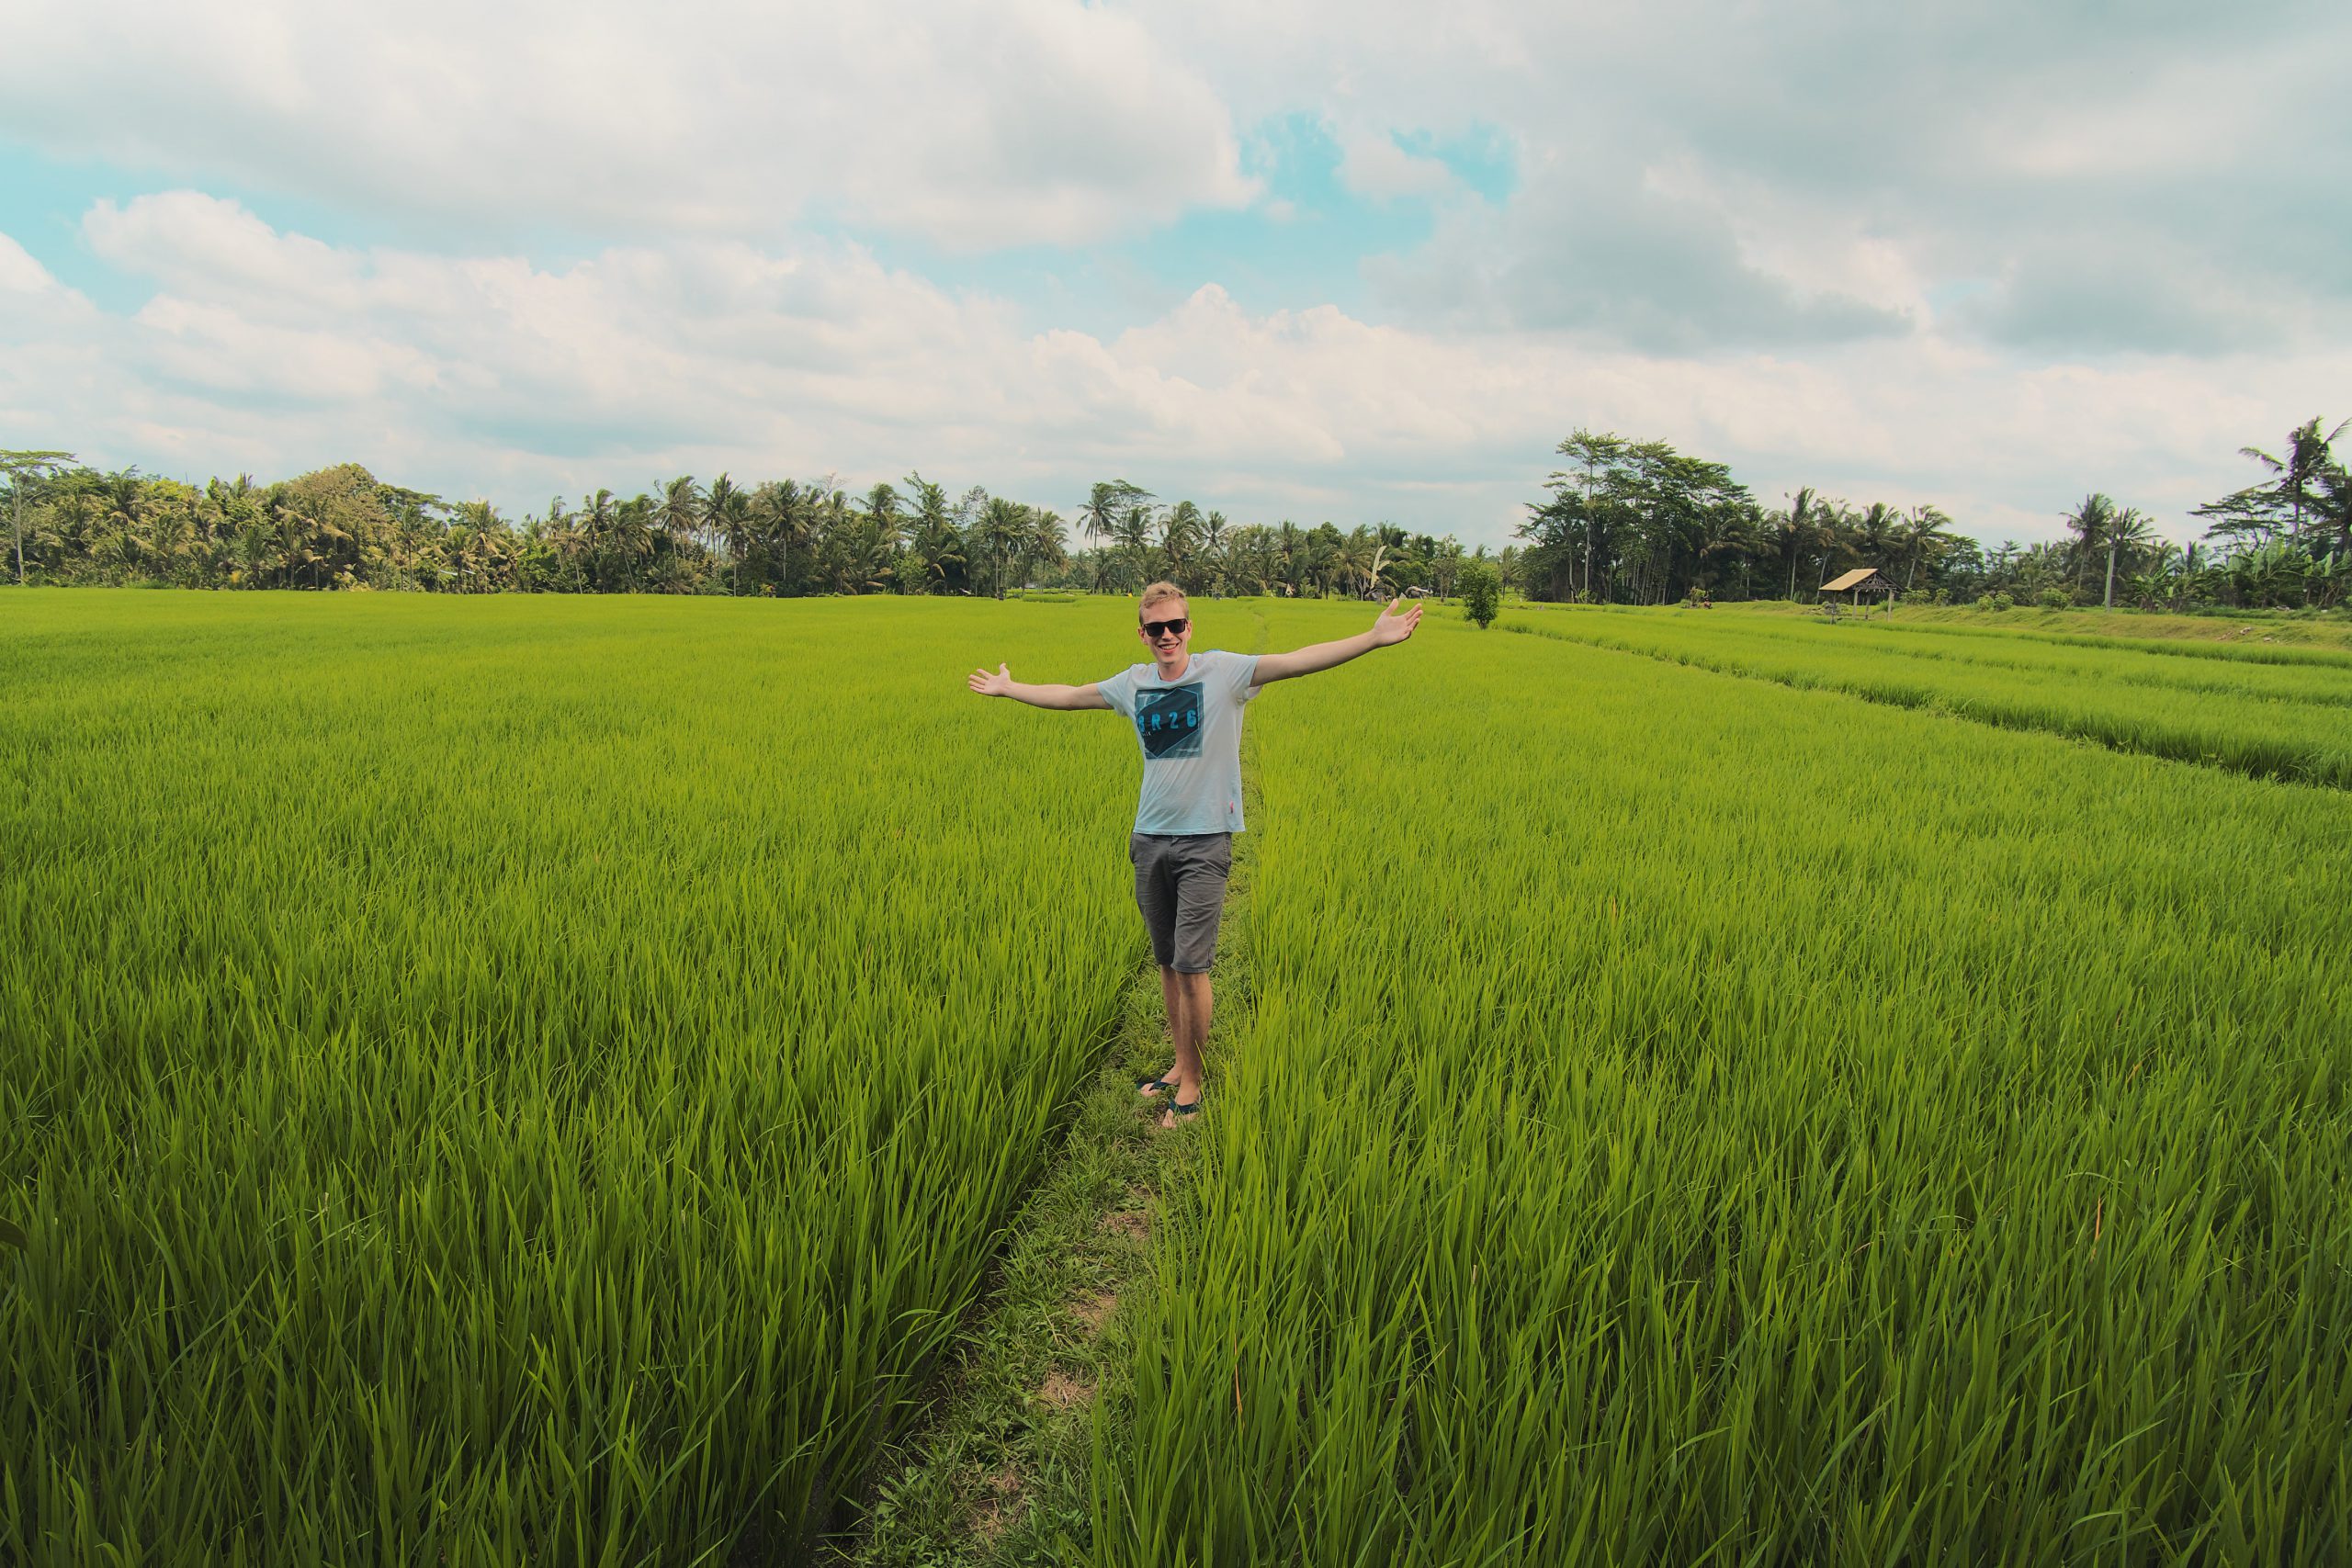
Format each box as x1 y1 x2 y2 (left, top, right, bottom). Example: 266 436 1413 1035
1138 581 1187 616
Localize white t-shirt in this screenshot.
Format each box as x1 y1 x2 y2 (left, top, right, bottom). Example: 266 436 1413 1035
1096 649 1261 834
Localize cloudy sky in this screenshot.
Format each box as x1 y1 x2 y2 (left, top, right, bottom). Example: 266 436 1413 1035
2 0 2344 549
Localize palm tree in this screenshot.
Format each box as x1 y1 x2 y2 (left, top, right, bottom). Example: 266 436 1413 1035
1274 521 1303 596
821 488 888 593
755 479 812 595
1079 482 1116 552
39 484 96 581
1900 505 1956 592
1296 524 1333 596
141 487 199 585
1693 505 1760 597
1080 480 1150 561
1160 500 1204 586
1429 536 1464 599
218 493 271 586
1114 504 1155 589
97 469 147 576
892 476 959 594
1812 500 1856 591
2315 463 2352 562
548 491 597 591
569 489 611 589
1025 508 1068 591
1774 488 1821 599
614 495 657 590
2102 506 2156 609
1201 510 1229 595
981 496 1026 599
1331 530 1378 599
2238 416 2348 540
864 481 902 538
898 473 953 592
259 493 302 588
548 511 590 592
1852 502 1900 578
2062 493 2117 592
2 449 74 585
658 476 703 558
448 501 506 592
702 474 752 589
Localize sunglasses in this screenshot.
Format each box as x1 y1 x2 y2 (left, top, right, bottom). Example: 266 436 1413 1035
1139 617 1190 639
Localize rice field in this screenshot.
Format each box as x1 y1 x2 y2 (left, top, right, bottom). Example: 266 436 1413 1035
1508 605 2352 786
5 591 2349 1564
1842 612 2352 669
1642 611 2352 707
1096 601 2352 1565
1 592 1144 1562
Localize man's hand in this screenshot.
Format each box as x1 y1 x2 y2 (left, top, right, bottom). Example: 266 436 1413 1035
1370 597 1423 646
966 666 1108 708
1255 598 1425 682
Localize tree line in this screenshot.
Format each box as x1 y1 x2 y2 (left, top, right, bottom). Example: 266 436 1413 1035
5 416 2344 611
0 459 1487 603
1516 417 2352 612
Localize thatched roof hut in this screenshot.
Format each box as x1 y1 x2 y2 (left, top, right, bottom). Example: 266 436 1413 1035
1820 567 1896 617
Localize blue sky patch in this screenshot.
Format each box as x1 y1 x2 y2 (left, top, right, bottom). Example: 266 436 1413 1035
842 112 1505 340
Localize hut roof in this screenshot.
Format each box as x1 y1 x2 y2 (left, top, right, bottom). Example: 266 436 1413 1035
1821 568 1889 592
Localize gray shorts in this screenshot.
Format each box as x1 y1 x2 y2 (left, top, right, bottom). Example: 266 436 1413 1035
1130 831 1233 974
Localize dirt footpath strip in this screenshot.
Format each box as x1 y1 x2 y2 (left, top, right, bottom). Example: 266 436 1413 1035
824 846 1256 1568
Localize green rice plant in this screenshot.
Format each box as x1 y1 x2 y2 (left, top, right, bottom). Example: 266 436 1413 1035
1849 613 2352 671
0 590 1157 1564
1658 611 2352 709
1092 602 2352 1565
1522 603 2352 668
1505 610 2352 786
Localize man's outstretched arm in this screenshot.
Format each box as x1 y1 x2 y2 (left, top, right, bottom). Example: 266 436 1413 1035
1253 598 1422 683
967 663 1112 710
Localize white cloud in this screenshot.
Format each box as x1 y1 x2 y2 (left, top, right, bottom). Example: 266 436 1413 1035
1124 0 2352 355
0 233 58 294
86 193 365 310
0 0 1254 249
1367 152 1912 351
11 0 2346 361
1332 127 1458 202
7 200 2346 556
5 3 2346 552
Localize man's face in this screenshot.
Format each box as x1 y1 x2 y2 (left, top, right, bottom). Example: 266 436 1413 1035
1137 599 1191 663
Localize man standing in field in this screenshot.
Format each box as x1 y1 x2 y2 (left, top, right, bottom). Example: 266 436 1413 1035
967 581 1422 1127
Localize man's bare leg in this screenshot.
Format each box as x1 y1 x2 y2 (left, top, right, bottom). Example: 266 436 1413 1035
1159 969 1213 1127
1142 966 1191 1097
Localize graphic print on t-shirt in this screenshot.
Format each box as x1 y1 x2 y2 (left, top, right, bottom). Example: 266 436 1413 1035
1135 683 1204 759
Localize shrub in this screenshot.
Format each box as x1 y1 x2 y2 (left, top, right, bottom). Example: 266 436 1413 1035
1460 561 1503 628
2039 587 2075 611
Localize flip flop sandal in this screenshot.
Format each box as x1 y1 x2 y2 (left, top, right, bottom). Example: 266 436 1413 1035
1161 1100 1202 1123
1136 1077 1176 1098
